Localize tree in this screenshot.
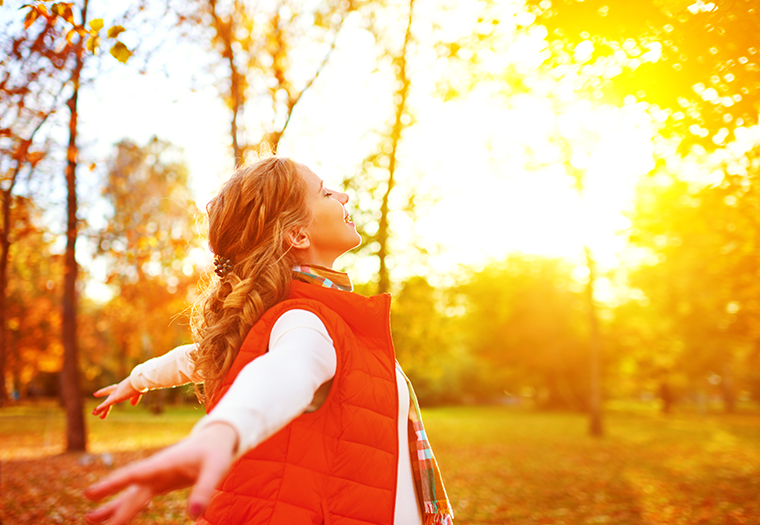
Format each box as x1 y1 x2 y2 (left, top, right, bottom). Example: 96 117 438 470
95 137 202 404
454 255 593 409
175 0 356 160
4 197 63 399
629 146 760 411
391 275 463 404
0 14 67 404
526 0 760 151
19 0 135 451
339 0 423 294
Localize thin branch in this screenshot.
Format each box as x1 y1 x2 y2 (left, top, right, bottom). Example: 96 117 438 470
277 11 348 140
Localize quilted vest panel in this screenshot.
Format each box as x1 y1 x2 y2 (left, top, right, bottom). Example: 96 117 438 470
197 280 399 525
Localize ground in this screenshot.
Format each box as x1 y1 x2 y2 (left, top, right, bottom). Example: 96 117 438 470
1 401 759 524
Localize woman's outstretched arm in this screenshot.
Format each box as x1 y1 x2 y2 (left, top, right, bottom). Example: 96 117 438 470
91 344 199 419
85 310 336 523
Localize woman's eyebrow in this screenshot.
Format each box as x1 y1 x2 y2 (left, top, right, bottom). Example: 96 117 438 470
319 180 324 193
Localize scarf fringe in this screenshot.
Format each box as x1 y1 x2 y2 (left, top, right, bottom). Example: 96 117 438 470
424 512 454 525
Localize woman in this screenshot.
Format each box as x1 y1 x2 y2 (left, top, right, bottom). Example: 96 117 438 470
85 157 453 525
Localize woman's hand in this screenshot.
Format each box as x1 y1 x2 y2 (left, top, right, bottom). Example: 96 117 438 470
84 423 238 525
91 378 143 419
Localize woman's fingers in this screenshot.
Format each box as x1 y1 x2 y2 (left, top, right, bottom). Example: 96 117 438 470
85 459 152 502
187 452 232 518
91 379 142 419
106 485 153 525
84 491 122 523
86 485 151 525
93 384 117 398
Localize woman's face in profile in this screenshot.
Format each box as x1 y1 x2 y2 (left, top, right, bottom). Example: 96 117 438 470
296 164 361 266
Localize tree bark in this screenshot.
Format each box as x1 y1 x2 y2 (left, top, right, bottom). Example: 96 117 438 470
377 0 414 294
60 0 88 452
0 181 12 405
208 0 245 162
584 244 603 436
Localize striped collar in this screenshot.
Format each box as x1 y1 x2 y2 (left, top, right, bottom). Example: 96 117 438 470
292 265 353 292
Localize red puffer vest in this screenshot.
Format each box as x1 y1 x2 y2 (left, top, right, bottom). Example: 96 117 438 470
196 280 400 525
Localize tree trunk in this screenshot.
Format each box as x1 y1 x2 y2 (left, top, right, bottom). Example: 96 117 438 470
60 2 88 452
658 380 673 414
0 188 11 406
584 244 603 436
377 0 414 295
208 0 245 162
722 361 736 413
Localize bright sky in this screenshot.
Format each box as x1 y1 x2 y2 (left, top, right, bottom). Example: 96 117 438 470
73 0 662 296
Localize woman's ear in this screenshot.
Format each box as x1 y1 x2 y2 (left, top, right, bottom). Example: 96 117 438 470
288 229 310 250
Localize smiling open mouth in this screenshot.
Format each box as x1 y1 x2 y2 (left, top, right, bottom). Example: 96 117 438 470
344 214 352 224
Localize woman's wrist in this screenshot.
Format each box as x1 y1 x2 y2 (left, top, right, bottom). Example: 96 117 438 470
195 421 239 456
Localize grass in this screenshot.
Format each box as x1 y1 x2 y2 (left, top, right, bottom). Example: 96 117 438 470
1 401 759 524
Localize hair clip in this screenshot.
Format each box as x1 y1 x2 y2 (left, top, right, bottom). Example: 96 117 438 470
213 255 233 277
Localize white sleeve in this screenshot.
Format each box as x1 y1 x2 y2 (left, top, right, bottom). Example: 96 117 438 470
191 309 337 457
128 344 201 393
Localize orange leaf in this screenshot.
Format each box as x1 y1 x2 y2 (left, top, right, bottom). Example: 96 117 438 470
107 25 126 38
23 7 39 30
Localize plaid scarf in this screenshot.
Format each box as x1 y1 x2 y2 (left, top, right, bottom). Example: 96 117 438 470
292 264 353 292
397 364 454 525
292 266 454 524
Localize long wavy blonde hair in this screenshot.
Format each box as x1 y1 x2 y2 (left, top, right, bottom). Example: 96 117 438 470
190 157 310 403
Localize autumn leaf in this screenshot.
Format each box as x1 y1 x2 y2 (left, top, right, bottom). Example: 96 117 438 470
107 25 126 38
86 35 100 54
51 2 74 24
89 18 103 32
23 7 39 30
110 41 132 64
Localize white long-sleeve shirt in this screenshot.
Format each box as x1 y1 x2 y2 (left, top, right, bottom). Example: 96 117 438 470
129 309 423 525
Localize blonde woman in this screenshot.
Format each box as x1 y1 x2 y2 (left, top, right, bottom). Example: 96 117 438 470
85 157 453 525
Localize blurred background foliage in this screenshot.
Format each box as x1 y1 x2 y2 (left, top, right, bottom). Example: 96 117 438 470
2 0 760 449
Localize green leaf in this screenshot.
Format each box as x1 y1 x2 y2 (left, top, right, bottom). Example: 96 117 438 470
107 25 126 38
89 18 103 32
110 41 132 64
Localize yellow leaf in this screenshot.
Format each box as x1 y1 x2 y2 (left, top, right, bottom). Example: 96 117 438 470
107 25 126 38
86 34 100 54
110 41 132 64
89 18 103 32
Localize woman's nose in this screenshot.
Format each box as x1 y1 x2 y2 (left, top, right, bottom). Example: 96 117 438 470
335 191 349 205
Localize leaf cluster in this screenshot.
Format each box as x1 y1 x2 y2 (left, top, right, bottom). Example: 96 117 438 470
21 1 132 62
